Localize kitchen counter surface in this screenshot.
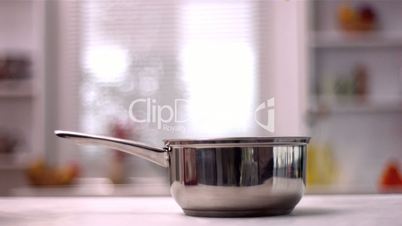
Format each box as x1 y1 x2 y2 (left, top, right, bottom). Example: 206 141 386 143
0 195 401 226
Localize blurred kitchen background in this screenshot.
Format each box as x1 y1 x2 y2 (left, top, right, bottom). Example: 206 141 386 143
0 0 401 196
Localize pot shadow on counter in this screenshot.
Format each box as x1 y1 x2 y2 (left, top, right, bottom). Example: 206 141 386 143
178 207 346 219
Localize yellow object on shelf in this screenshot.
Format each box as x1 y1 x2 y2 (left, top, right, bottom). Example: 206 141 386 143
337 2 378 33
338 3 359 32
306 143 338 187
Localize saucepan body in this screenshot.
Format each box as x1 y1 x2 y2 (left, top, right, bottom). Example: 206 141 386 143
55 131 309 217
165 138 308 217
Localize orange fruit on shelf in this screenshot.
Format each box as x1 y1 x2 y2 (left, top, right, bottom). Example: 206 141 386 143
379 161 402 192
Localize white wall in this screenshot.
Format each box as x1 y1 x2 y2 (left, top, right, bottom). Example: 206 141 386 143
257 0 308 136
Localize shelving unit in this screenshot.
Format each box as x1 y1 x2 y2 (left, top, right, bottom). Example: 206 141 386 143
0 1 46 174
311 32 402 48
308 0 402 193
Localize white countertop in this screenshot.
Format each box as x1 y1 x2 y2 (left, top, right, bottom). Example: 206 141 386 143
0 195 401 226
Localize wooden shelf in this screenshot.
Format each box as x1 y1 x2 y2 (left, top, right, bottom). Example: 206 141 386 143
311 32 402 49
306 184 379 194
0 164 25 170
12 177 170 196
0 91 33 99
0 153 26 170
0 79 34 99
309 96 402 114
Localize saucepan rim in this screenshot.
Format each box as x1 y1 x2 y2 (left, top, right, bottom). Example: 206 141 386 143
164 137 310 147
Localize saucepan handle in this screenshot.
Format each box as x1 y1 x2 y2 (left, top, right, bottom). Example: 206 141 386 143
55 130 170 168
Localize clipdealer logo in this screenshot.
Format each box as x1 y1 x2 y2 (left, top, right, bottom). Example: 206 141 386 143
128 98 187 132
255 97 275 133
128 97 275 133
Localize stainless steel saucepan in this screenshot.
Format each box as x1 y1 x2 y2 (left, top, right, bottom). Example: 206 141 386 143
55 130 310 217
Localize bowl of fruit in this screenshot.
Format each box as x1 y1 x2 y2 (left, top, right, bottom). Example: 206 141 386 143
25 159 80 186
